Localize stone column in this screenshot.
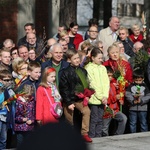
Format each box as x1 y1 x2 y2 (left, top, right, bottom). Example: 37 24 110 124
136 4 141 17
48 0 60 38
17 0 35 40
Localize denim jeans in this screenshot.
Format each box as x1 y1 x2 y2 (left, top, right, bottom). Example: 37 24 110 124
89 104 104 138
0 121 7 150
129 110 148 133
102 111 127 136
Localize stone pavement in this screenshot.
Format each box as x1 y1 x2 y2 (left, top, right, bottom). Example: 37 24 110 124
87 132 150 150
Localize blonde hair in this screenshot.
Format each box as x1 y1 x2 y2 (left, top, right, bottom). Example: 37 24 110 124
59 30 68 38
40 67 56 87
131 24 140 31
118 26 129 34
80 41 92 52
107 44 120 54
12 57 28 73
0 47 10 57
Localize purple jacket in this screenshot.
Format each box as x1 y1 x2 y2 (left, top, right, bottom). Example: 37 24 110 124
14 97 35 131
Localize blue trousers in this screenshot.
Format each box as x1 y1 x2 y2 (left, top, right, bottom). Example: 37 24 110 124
0 121 7 150
129 110 148 133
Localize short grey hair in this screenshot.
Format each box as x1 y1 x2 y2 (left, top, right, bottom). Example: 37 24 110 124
49 43 63 52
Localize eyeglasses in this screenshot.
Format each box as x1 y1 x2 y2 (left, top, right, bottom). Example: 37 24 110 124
89 30 98 33
3 79 12 82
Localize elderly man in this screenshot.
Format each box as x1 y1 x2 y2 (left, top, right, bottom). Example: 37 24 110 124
18 23 42 48
97 16 120 60
3 39 15 50
128 41 147 70
41 43 69 87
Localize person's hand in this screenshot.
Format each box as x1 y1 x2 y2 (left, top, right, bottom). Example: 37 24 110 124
119 100 124 105
116 94 120 100
68 104 75 111
133 100 137 104
23 118 28 122
102 97 107 105
137 98 141 104
113 83 119 89
26 120 32 125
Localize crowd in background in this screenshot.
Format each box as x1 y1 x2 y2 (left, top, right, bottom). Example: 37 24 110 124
1 16 150 149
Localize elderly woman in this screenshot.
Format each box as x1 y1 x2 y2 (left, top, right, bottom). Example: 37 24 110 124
103 44 133 84
129 24 143 43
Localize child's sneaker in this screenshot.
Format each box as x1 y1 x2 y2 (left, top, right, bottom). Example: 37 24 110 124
83 134 92 143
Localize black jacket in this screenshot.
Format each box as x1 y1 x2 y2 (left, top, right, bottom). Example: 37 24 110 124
59 65 87 106
118 37 135 57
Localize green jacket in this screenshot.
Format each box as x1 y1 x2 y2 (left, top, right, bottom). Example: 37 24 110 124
85 62 109 105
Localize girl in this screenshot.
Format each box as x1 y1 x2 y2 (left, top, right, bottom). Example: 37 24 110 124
15 84 35 147
84 47 110 138
36 67 62 125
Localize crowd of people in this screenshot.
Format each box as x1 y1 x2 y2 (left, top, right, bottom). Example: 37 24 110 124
1 16 150 149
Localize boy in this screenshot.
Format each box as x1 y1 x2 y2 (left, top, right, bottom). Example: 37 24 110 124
18 61 41 100
0 70 13 149
102 66 127 136
125 69 150 133
59 49 92 142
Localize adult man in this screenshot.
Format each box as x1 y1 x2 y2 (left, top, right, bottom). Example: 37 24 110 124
47 38 57 48
18 23 42 47
128 41 145 70
18 45 29 62
78 26 98 50
68 22 83 50
26 33 43 57
41 43 69 87
3 39 15 50
118 26 134 57
0 48 12 71
58 39 68 61
97 16 120 60
53 24 68 41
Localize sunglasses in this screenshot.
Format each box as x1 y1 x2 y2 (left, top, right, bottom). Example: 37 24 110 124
12 52 18 55
3 79 12 82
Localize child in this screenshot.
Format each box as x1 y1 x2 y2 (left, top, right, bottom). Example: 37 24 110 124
59 48 92 143
36 67 62 125
102 66 127 136
84 47 110 138
15 84 35 147
0 70 13 149
18 61 41 100
125 69 150 133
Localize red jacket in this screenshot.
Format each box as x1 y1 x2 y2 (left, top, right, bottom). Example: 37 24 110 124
103 82 120 118
129 33 143 43
103 58 133 84
73 33 83 50
36 86 58 124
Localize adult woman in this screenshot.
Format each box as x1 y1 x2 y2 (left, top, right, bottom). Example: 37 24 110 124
103 44 133 84
129 24 143 43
